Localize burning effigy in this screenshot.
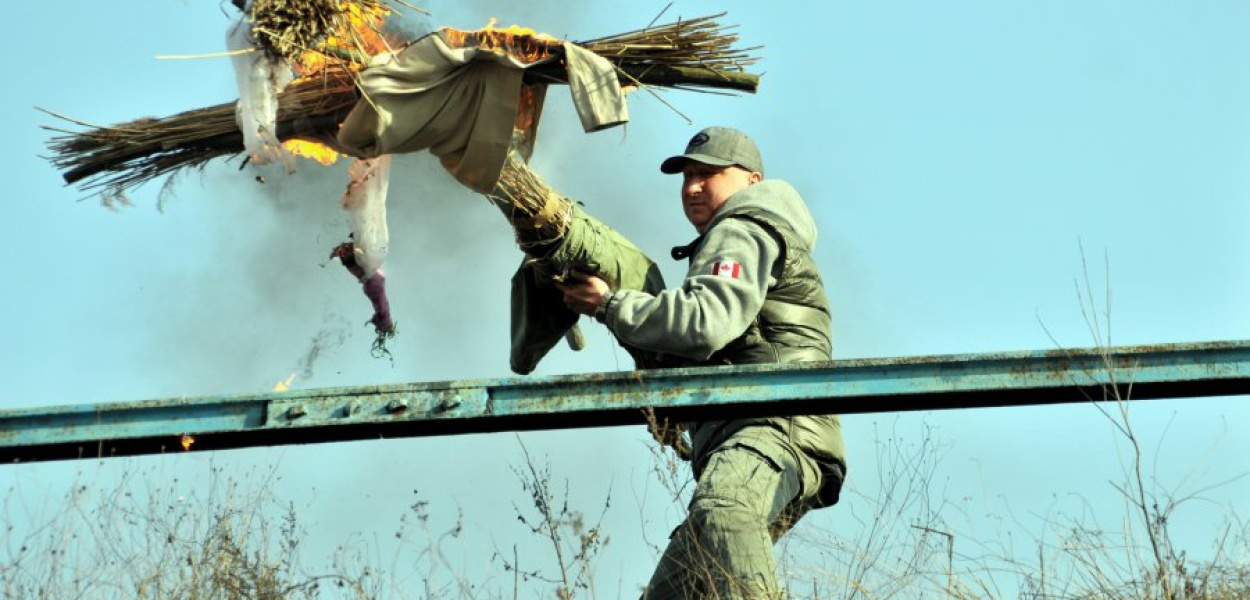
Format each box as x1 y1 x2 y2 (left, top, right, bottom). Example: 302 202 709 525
42 1 761 366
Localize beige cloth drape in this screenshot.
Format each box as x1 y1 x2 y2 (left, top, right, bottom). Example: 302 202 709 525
337 32 628 193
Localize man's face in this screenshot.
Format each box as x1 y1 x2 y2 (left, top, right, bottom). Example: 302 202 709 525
681 162 761 232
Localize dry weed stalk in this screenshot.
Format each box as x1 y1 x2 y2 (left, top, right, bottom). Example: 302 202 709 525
782 420 951 600
642 406 692 462
1024 243 1250 600
496 438 610 600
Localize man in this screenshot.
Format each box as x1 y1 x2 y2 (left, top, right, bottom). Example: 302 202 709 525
557 127 846 600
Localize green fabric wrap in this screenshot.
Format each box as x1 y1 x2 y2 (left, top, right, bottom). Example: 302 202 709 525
510 204 667 374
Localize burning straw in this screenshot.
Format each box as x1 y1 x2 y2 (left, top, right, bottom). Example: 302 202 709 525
43 13 761 197
245 0 420 63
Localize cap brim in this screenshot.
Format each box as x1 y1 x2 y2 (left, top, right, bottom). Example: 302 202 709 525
659 153 737 174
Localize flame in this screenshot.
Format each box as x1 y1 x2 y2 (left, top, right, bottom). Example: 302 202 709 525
294 50 330 77
440 18 560 63
331 2 392 57
514 84 545 144
295 1 392 76
482 17 557 40
283 139 341 165
273 373 296 392
180 434 195 451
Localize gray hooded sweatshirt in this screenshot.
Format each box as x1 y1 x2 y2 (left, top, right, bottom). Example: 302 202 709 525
603 179 845 507
604 179 818 358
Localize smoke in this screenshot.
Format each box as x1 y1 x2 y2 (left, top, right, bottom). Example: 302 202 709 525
295 315 352 380
381 6 432 41
119 140 528 397
108 1 712 396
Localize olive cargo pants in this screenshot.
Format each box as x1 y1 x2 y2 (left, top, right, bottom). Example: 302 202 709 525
642 430 825 600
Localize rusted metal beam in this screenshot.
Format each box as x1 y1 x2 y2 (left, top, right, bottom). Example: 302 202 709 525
3 341 1249 464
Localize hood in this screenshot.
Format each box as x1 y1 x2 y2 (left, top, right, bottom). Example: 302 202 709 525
704 180 818 248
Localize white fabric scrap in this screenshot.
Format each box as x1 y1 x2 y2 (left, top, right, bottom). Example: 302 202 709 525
227 15 295 171
341 156 393 275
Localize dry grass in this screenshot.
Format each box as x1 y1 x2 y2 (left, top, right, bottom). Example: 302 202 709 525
2 420 1244 600
0 462 351 600
495 438 611 600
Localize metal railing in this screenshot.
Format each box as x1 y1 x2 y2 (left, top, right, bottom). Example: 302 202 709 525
3 341 1248 463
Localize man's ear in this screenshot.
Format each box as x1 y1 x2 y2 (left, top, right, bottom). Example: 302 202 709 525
749 171 764 184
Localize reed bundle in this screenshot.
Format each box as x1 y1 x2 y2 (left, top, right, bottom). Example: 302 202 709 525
579 12 759 73
43 13 761 196
43 66 357 193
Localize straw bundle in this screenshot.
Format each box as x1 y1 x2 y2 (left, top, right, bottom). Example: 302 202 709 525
43 13 761 196
487 153 571 252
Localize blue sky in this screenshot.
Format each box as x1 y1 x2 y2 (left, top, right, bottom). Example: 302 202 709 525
2 0 1248 596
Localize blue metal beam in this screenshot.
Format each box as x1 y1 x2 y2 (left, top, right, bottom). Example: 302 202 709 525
3 341 1249 464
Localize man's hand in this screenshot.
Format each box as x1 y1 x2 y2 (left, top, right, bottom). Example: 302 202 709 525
555 271 610 317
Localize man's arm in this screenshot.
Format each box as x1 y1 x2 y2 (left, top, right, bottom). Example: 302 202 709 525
559 218 781 360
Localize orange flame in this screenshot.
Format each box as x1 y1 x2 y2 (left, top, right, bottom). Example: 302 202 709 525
293 1 392 77
440 18 560 63
180 434 195 451
273 373 296 392
281 1 393 165
331 2 392 58
482 17 558 40
283 139 341 165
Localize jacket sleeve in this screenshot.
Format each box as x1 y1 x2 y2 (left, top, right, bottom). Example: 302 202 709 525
603 218 780 360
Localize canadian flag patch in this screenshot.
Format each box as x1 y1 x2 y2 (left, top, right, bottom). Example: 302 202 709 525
712 260 742 279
